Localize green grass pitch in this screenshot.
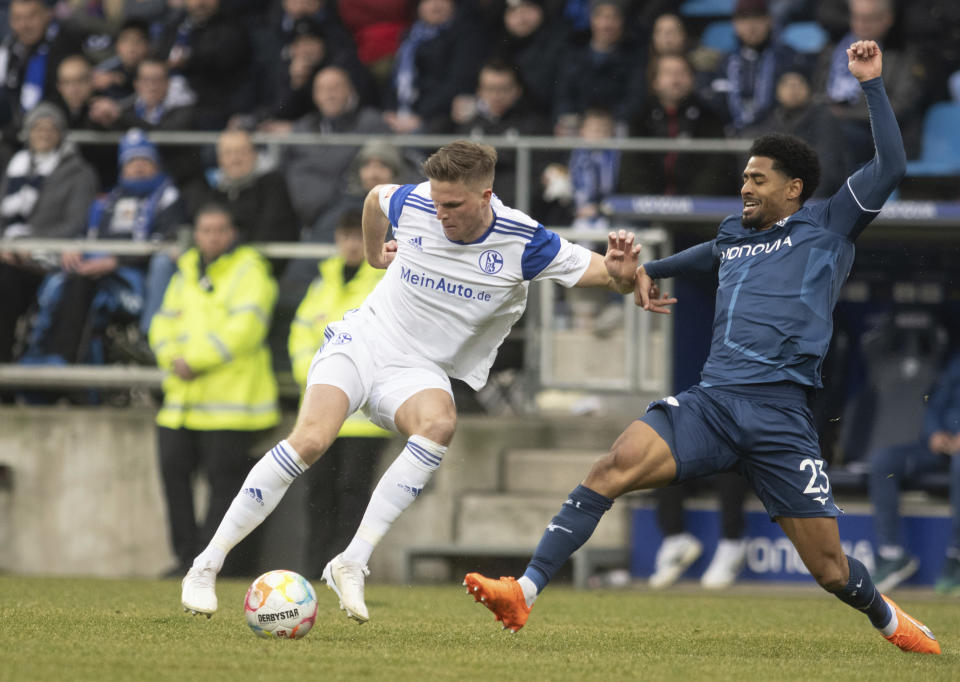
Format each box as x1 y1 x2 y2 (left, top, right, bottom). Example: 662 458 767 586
2 576 957 681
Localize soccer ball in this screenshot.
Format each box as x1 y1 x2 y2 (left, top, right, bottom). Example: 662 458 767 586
244 570 318 639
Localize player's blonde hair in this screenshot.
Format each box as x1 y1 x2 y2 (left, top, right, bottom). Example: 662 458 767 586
421 140 497 191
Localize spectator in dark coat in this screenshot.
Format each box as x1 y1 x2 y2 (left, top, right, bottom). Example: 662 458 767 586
493 0 570 116
155 0 254 129
274 0 356 60
383 0 487 133
620 54 736 197
702 0 801 133
449 61 549 205
0 0 84 140
741 71 853 197
258 17 377 129
89 59 198 187
553 0 646 135
184 129 300 274
50 55 116 188
811 0 927 161
282 65 388 227
91 19 152 102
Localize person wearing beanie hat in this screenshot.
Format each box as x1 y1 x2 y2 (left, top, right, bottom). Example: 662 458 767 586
117 128 159 168
21 100 68 140
17 126 185 371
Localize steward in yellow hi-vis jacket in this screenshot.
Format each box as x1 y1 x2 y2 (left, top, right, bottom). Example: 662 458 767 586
289 254 385 435
151 232 279 431
149 204 279 575
288 210 392 577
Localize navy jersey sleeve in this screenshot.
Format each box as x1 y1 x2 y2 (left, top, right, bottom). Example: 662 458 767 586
814 78 906 241
643 240 718 279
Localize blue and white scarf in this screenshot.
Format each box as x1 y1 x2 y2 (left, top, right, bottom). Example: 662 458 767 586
1 148 63 238
826 32 865 105
569 148 620 209
393 19 450 115
88 173 173 242
725 45 778 130
0 21 61 113
134 97 167 126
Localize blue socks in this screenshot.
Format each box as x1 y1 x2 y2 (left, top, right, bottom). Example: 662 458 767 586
835 555 893 630
522 484 613 592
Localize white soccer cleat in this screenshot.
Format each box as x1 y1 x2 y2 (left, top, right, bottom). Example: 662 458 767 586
701 538 747 590
322 553 370 624
649 533 703 589
181 563 218 617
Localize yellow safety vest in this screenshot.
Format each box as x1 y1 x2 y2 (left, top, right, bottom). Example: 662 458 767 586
289 255 388 437
150 245 279 431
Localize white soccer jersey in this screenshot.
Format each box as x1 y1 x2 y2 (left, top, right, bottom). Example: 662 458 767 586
354 181 592 389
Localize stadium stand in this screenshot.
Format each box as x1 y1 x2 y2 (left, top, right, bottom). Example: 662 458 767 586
680 0 735 17
905 102 960 176
779 20 828 54
699 20 737 52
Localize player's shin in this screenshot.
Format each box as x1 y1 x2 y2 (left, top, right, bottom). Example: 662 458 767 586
520 484 613 605
194 440 307 571
834 555 895 633
341 435 446 565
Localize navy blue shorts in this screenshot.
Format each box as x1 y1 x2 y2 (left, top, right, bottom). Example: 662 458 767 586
640 383 840 520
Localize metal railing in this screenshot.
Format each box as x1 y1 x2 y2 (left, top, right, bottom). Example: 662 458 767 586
65 129 754 215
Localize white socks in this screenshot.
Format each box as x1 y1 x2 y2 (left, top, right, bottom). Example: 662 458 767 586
518 576 539 608
342 435 446 565
193 440 306 572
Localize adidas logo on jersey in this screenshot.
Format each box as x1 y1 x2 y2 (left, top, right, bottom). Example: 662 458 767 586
243 487 264 505
407 236 424 251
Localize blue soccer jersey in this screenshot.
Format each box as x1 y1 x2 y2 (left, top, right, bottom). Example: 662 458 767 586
644 78 906 388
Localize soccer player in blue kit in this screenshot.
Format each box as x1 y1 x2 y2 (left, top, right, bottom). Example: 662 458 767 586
465 40 941 655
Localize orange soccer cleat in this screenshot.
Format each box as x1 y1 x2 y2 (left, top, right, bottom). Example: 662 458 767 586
882 596 941 655
463 573 532 633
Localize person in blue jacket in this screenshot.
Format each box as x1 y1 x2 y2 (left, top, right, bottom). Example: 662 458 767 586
870 351 960 594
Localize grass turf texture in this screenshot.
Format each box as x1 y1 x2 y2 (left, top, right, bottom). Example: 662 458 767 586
2 576 957 681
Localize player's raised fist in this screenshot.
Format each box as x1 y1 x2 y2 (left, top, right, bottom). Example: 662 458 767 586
846 40 882 82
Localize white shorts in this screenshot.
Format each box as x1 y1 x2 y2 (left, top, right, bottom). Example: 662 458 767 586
305 315 453 432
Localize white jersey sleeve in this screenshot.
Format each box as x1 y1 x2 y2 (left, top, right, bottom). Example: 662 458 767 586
377 184 403 219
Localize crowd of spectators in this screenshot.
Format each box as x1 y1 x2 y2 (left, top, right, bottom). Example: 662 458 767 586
0 0 958 380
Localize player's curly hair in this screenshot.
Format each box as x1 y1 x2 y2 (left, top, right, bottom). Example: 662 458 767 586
422 140 497 190
748 133 821 204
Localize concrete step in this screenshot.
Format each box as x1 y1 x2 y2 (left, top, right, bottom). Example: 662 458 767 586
501 449 606 494
454 492 629 548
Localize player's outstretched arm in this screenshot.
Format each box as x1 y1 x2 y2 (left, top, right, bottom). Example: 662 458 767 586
574 229 641 294
362 185 398 269
834 40 906 238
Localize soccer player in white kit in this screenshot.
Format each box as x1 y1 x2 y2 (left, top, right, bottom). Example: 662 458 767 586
181 140 642 622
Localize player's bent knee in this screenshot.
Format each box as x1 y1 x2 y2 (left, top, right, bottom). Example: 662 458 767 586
285 426 335 465
414 413 457 445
